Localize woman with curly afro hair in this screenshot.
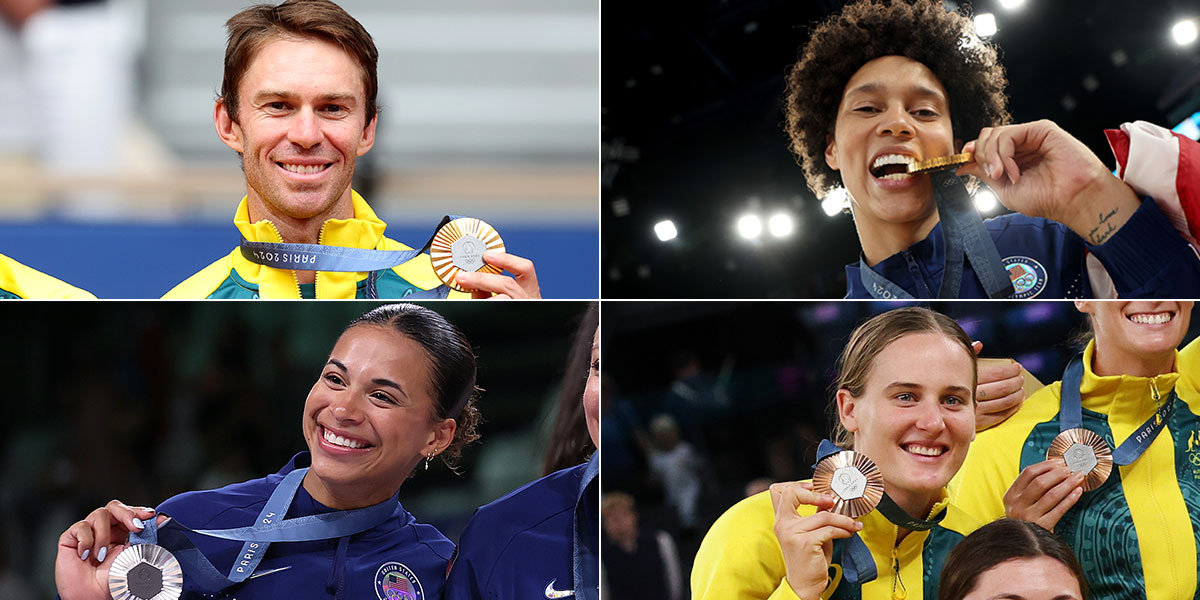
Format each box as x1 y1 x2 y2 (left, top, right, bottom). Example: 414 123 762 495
785 0 1200 299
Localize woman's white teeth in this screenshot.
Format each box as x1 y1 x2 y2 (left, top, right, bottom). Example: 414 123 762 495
1128 312 1171 325
906 444 944 457
323 428 365 449
871 154 915 179
281 163 327 175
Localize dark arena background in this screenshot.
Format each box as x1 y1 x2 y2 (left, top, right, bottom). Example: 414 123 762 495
602 0 1200 297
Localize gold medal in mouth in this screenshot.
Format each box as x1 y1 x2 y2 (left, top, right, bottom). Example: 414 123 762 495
812 450 885 519
1047 428 1114 492
907 152 974 175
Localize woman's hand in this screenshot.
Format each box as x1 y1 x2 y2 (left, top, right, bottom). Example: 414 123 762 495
770 481 863 600
957 120 1140 245
1003 460 1086 531
454 250 542 299
972 341 1026 432
56 500 162 600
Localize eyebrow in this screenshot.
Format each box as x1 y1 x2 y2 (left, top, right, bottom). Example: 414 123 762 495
253 90 358 105
326 359 408 398
884 382 973 396
844 82 946 102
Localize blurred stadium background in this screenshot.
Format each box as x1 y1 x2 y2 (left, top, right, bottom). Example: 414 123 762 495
0 300 593 599
600 300 1200 592
602 0 1200 297
0 0 598 298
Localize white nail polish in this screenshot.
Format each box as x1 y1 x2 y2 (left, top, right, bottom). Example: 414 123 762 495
97 546 108 562
132 517 144 530
81 549 90 561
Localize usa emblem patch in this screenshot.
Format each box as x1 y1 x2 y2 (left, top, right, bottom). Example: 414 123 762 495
376 562 424 600
1003 256 1047 298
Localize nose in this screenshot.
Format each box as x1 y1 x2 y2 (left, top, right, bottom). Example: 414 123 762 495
876 104 914 138
328 391 365 424
913 398 945 432
287 107 324 148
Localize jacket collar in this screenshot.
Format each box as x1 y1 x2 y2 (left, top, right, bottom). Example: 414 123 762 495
1078 340 1181 419
231 191 387 298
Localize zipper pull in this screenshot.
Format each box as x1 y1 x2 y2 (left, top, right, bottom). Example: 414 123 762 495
890 546 907 600
1150 377 1162 425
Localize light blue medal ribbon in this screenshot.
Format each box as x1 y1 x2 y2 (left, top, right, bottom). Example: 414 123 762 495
239 215 466 299
572 453 600 600
812 440 876 585
859 171 1014 299
1059 354 1176 465
153 467 398 594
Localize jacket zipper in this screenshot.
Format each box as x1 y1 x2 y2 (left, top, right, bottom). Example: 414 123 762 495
1150 376 1162 425
263 221 303 299
890 542 907 600
314 221 331 299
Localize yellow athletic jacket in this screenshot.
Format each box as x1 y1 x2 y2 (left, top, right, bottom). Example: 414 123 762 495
163 192 463 299
692 486 980 600
0 253 95 299
952 340 1199 599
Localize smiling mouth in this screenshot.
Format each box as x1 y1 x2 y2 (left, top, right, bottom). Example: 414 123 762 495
1126 311 1174 325
902 443 947 458
277 162 332 175
321 425 373 450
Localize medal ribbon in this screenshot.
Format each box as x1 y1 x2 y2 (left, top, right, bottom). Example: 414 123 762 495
151 467 398 593
572 453 600 600
239 215 465 299
813 440 877 585
1059 354 1176 466
859 171 1014 299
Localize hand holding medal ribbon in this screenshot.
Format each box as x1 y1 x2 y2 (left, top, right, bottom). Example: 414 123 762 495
240 215 540 299
60 468 399 599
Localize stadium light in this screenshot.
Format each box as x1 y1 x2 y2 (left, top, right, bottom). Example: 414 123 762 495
974 13 998 37
654 219 678 242
1173 19 1198 46
822 187 849 216
768 213 794 238
974 189 999 213
998 0 1025 10
737 214 763 240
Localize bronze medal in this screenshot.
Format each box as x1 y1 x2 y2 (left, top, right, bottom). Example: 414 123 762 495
429 217 506 292
1047 428 1113 492
812 450 885 519
108 543 183 600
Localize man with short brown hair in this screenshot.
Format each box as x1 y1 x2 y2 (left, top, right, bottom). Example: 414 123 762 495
164 0 540 299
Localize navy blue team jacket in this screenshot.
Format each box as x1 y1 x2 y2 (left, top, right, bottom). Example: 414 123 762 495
845 197 1200 298
156 452 454 600
445 454 599 600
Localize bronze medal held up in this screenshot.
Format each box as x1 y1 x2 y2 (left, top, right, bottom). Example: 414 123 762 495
812 450 885 519
1047 428 1114 492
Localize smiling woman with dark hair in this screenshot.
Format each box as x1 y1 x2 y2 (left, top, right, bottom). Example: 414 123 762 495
54 303 480 600
785 0 1200 299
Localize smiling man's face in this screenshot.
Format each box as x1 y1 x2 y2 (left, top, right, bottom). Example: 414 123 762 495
216 36 376 225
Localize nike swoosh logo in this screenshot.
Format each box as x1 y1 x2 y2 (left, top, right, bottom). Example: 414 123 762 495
247 566 293 580
544 579 574 599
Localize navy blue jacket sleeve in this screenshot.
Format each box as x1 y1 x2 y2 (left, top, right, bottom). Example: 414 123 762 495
1088 197 1200 297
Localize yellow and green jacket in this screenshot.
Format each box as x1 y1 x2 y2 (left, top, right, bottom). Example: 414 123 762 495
163 192 462 299
692 486 980 600
952 340 1200 599
0 253 95 299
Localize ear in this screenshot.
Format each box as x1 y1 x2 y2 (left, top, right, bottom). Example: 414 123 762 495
427 417 457 456
836 388 859 433
214 99 245 154
356 113 378 157
824 133 840 171
1074 300 1092 315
